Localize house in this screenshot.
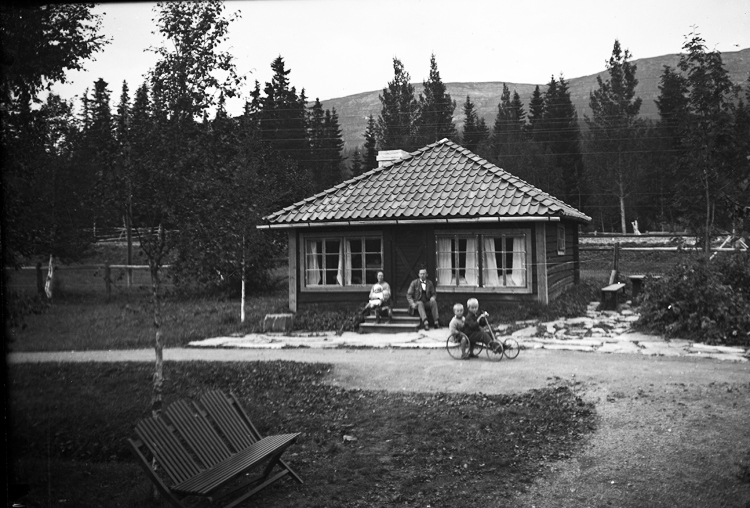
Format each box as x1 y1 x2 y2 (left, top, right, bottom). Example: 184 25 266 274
257 139 592 312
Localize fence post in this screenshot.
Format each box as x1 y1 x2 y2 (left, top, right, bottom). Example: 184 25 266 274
104 263 112 301
36 261 45 297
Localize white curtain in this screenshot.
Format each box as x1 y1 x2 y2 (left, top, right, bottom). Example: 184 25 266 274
463 238 477 286
484 237 500 286
336 241 344 286
510 236 526 286
344 240 353 285
307 241 321 285
436 237 453 285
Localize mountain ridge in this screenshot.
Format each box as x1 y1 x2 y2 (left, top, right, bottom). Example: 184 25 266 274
321 48 750 150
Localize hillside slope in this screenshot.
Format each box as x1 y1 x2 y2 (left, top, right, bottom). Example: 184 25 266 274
322 48 750 150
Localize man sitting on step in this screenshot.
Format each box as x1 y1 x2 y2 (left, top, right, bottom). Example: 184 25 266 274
406 268 440 330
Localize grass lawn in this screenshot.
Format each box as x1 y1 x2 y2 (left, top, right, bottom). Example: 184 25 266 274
6 276 608 353
6 290 291 352
8 361 596 507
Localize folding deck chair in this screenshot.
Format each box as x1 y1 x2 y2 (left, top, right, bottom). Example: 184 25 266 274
128 390 302 508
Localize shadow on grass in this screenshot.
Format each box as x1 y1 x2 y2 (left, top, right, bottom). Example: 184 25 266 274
9 361 596 507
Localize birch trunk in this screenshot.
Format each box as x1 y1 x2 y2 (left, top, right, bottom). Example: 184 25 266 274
150 260 163 418
241 236 246 323
44 254 54 300
704 169 711 260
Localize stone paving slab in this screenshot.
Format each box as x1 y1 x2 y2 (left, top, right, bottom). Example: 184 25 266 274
541 344 596 352
597 342 642 354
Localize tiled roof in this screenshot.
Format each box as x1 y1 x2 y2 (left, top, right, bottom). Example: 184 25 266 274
261 139 591 226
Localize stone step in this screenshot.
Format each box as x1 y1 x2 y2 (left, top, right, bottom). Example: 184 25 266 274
364 314 420 324
359 322 420 334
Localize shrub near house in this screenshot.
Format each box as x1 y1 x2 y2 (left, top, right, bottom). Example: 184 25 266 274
635 253 750 345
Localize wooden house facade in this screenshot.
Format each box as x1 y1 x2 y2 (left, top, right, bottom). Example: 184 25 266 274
257 139 592 312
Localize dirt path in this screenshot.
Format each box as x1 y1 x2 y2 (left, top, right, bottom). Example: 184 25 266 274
9 347 750 506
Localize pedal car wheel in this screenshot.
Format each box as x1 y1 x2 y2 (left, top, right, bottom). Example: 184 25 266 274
472 342 485 357
486 340 504 361
502 338 520 359
446 333 469 360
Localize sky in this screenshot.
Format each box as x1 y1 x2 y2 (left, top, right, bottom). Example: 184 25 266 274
52 0 750 116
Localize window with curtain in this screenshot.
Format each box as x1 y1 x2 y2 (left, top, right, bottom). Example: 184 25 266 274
304 235 382 288
482 234 527 287
436 231 528 289
436 236 477 286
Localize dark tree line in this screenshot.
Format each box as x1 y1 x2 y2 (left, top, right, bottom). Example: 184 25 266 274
2 3 347 274
367 40 749 243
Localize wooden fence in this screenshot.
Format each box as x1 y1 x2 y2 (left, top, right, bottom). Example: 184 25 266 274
4 263 171 300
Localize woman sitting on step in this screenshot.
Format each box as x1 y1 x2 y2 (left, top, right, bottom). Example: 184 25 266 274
360 271 392 323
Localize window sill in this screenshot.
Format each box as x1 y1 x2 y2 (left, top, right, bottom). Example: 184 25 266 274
437 285 532 294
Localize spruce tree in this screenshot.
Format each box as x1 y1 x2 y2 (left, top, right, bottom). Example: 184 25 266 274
321 107 345 189
585 40 645 233
416 54 456 145
308 97 326 187
259 56 309 168
363 114 378 170
350 146 364 177
377 58 420 151
527 85 545 136
115 81 130 144
462 96 489 152
674 33 742 255
543 75 585 208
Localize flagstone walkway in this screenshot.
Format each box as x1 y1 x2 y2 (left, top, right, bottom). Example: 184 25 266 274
189 302 748 362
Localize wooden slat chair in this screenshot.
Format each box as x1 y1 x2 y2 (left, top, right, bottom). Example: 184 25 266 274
128 391 301 508
199 391 303 485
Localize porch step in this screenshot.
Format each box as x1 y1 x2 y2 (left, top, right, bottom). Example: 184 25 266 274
360 307 421 334
363 314 419 324
359 321 420 334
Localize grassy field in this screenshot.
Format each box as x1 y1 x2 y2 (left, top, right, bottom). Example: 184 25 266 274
8 361 596 508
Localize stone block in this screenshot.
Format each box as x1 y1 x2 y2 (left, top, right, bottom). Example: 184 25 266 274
263 313 294 332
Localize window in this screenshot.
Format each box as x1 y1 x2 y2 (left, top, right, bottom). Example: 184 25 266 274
303 235 382 289
436 230 530 291
483 235 527 287
436 236 478 286
557 225 566 255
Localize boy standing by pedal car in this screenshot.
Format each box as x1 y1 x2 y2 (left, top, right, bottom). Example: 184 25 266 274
449 303 469 359
464 298 500 358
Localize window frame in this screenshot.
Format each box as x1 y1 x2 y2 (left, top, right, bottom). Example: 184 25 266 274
299 231 384 292
557 224 566 255
435 228 533 294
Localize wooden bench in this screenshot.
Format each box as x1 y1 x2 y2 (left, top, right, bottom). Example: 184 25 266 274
128 390 302 508
600 282 626 311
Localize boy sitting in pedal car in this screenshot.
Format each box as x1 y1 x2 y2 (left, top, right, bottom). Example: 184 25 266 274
463 298 501 358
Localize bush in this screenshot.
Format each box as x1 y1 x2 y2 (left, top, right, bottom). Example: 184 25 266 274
635 253 750 345
477 280 602 323
5 291 50 330
293 303 362 333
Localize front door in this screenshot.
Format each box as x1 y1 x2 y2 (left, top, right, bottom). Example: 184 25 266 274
393 227 428 306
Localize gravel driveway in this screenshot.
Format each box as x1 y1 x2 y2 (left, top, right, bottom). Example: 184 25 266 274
10 347 750 506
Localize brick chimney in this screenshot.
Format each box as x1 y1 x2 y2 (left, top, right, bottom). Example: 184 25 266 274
376 149 410 168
